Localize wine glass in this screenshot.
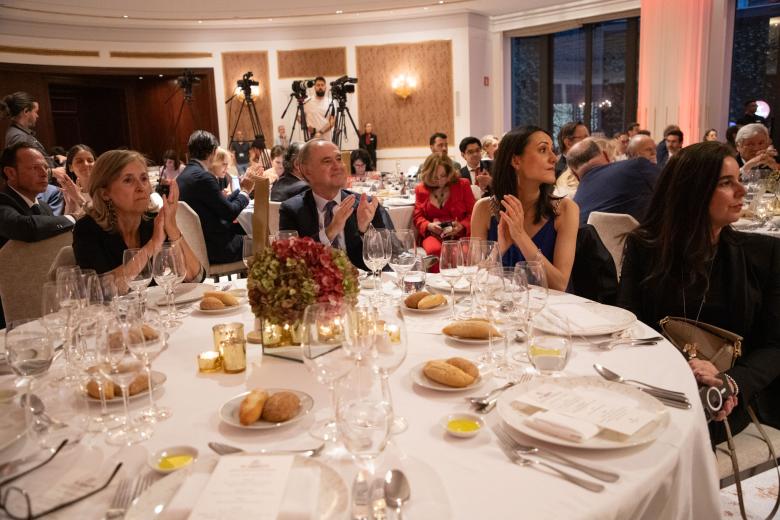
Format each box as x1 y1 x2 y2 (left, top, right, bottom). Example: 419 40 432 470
439 240 463 320
515 261 548 348
152 245 182 328
169 242 190 321
98 317 152 446
458 238 482 318
300 302 354 441
492 267 528 380
335 363 393 474
362 227 391 302
473 267 505 367
401 255 426 295
56 269 84 381
98 272 119 310
344 305 377 361
388 230 416 291
242 235 255 268
367 304 408 433
277 230 299 241
122 248 152 307
126 311 170 422
5 319 54 390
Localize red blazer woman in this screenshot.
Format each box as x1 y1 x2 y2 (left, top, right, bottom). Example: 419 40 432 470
413 177 476 257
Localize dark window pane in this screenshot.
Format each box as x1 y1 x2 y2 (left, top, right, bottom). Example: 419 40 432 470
510 36 544 128
591 20 628 137
552 29 586 146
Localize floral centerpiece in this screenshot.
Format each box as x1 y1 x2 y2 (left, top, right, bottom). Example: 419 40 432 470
247 237 359 346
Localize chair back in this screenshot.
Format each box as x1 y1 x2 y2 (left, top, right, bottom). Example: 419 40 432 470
47 246 76 282
175 201 210 271
570 225 617 305
0 233 73 323
586 211 639 279
252 178 270 252
269 202 281 235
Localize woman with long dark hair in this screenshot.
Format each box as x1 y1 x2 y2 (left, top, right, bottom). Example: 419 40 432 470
471 126 578 291
617 141 780 443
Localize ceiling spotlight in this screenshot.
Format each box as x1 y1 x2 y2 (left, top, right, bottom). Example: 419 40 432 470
158 74 164 78
336 10 343 14
122 14 129 18
438 1 444 4
139 76 144 80
197 20 203 24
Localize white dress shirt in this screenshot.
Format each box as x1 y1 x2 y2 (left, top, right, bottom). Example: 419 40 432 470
312 191 345 249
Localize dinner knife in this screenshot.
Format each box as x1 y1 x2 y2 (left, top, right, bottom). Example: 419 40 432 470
639 388 691 409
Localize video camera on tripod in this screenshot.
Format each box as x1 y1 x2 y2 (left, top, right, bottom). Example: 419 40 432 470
236 71 259 99
176 69 200 100
330 76 358 101
291 79 315 98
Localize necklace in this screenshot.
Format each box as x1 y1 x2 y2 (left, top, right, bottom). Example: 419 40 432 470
432 186 448 207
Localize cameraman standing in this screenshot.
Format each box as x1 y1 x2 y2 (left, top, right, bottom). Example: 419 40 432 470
303 77 334 140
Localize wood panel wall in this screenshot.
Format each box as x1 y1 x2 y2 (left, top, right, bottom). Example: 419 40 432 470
356 41 454 149
221 51 273 146
277 48 347 79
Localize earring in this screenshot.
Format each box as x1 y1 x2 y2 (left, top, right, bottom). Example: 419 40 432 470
106 199 117 229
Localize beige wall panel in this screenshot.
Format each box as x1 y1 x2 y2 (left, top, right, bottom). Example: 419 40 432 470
277 48 347 79
356 40 453 149
221 51 273 145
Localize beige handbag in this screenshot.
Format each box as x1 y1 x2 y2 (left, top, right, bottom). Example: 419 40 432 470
660 316 779 520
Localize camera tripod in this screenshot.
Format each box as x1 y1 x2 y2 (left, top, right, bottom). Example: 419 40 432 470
164 71 200 154
281 94 312 142
226 92 271 169
328 96 359 150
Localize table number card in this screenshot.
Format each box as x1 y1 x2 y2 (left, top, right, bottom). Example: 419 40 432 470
188 455 294 520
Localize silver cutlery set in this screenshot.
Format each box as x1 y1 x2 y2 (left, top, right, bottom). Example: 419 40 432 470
105 472 158 519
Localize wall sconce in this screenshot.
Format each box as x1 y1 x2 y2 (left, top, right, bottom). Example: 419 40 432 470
391 74 417 99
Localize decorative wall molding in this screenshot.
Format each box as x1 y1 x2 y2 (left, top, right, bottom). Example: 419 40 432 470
0 45 99 57
277 48 347 78
490 0 640 34
109 51 212 59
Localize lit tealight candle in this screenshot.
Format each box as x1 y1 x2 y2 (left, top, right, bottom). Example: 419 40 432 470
197 351 221 372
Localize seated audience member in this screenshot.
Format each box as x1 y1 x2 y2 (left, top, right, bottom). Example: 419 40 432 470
725 124 741 151
350 148 373 179
703 128 718 142
556 137 611 198
270 143 308 202
177 130 254 264
736 99 769 127
626 122 640 138
230 130 251 175
413 154 476 258
244 138 267 179
481 134 499 160
0 142 77 248
160 149 184 181
573 147 659 225
735 123 778 173
636 129 652 137
73 149 202 286
471 126 578 291
555 121 589 179
613 132 629 161
274 125 290 149
358 122 377 168
655 124 680 167
626 134 658 164
208 147 237 194
426 132 462 171
658 129 683 169
458 136 492 194
617 141 779 445
278 139 390 271
52 144 96 216
262 145 285 184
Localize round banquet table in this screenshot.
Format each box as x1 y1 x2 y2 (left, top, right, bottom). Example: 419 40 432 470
0 280 722 520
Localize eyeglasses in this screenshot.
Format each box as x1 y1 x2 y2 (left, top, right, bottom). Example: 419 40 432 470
0 439 122 520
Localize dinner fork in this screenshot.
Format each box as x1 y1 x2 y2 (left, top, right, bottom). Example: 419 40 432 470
493 426 619 482
492 427 604 492
104 477 131 519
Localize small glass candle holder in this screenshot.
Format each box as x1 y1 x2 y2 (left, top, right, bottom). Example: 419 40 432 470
213 323 247 373
197 351 222 373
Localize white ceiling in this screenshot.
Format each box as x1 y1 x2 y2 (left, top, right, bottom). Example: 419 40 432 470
0 0 564 28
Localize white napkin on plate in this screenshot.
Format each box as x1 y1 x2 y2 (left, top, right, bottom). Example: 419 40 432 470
541 304 614 332
278 464 320 520
525 410 600 442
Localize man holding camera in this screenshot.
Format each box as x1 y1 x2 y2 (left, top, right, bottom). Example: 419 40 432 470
458 136 492 197
303 77 334 140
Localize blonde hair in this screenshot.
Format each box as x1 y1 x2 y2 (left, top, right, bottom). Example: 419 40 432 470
209 147 233 176
481 134 499 150
87 149 150 232
420 154 457 188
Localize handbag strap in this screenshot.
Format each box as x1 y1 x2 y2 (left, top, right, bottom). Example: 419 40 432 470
725 405 780 520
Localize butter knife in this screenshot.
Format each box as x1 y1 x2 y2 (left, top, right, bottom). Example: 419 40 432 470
639 388 691 409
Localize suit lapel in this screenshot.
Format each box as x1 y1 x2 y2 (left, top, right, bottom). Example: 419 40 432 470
302 190 321 239
2 186 33 215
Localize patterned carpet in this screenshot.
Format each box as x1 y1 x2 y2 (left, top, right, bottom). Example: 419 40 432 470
721 467 779 519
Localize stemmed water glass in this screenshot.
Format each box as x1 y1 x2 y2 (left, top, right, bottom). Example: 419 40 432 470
98 317 152 446
343 305 377 361
5 319 55 391
439 240 463 320
362 226 391 302
301 302 354 441
152 244 184 327
55 267 84 380
366 304 408 433
458 238 483 318
492 267 528 380
122 248 152 308
474 267 505 367
388 230 416 291
126 311 171 422
513 261 549 364
401 255 426 294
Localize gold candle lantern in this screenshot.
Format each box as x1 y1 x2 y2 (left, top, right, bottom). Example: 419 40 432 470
213 323 247 373
197 351 222 372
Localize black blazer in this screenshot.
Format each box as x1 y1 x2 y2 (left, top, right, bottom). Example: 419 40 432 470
270 172 309 202
278 189 390 271
358 133 377 167
617 231 780 441
176 159 249 264
0 186 73 248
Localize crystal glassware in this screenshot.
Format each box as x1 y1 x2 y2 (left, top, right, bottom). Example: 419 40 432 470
122 248 152 309
367 304 408 433
388 230 416 290
362 226 391 302
491 267 528 380
126 311 171 423
152 244 183 328
438 240 463 320
458 238 482 318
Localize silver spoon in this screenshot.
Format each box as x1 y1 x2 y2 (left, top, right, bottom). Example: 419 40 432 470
384 469 411 520
22 394 68 429
593 364 687 398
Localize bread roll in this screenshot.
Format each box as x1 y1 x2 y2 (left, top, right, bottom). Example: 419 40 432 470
423 360 475 388
86 379 115 400
200 296 225 310
442 320 502 339
239 389 269 425
417 294 446 309
404 291 430 309
262 391 301 422
446 357 479 379
204 291 239 307
127 374 150 396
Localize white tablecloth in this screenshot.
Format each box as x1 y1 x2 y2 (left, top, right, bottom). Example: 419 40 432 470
237 199 415 235
0 281 722 519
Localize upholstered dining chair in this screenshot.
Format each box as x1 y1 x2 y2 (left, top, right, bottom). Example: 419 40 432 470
47 245 76 282
586 212 639 280
175 201 245 281
0 232 73 323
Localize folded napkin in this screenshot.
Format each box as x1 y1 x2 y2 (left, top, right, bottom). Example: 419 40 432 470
525 410 600 442
540 304 614 333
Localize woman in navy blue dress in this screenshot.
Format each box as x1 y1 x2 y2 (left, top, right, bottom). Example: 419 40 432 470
471 126 579 291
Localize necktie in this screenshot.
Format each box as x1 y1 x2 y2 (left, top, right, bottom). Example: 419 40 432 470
324 200 341 249
30 204 42 215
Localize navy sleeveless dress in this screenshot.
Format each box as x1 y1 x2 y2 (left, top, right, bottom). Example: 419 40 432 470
487 216 557 266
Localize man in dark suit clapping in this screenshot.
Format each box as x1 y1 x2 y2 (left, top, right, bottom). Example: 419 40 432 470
279 139 390 271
